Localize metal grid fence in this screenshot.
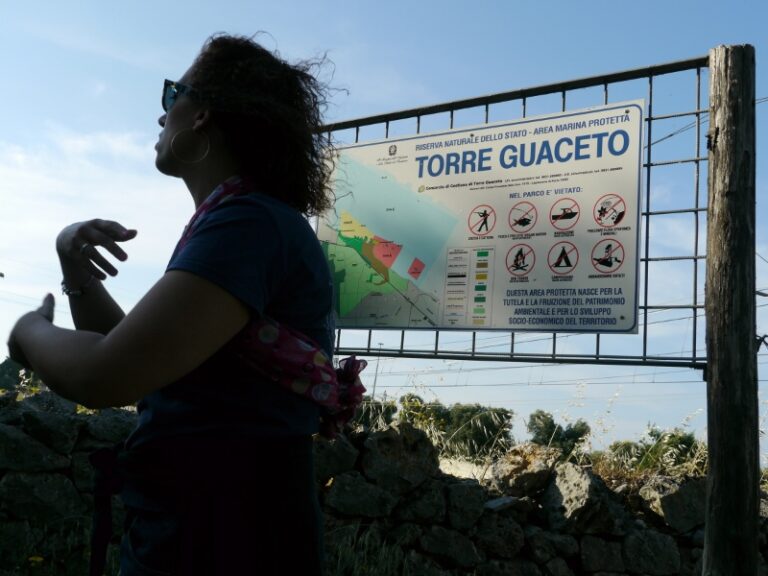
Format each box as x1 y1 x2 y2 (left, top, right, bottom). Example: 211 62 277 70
321 56 710 369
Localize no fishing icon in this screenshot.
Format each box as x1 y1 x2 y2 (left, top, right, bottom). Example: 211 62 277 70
509 201 537 234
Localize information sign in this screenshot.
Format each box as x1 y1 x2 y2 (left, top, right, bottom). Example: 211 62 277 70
318 100 644 332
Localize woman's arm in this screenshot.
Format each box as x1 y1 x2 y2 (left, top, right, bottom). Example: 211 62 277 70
61 259 126 334
9 270 250 408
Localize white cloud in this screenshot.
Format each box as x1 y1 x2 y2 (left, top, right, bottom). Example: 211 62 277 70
48 127 155 165
21 22 175 72
0 127 191 340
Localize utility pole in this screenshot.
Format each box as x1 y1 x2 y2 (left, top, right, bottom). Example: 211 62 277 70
703 44 758 576
371 342 383 401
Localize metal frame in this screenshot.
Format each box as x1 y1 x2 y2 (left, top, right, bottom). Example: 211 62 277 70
322 56 710 370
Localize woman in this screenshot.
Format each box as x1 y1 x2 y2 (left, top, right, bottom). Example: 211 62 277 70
8 34 341 575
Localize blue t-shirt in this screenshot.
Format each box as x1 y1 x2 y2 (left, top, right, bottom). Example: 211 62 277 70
125 191 335 449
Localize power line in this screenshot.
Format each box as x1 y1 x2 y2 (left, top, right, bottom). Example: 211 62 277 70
379 363 704 379
362 390 706 407
378 379 767 390
374 356 767 383
646 95 767 149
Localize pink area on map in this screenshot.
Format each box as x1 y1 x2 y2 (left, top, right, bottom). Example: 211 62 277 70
372 236 402 268
408 258 425 280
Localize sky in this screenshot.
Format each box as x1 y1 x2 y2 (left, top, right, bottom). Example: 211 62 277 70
0 0 766 454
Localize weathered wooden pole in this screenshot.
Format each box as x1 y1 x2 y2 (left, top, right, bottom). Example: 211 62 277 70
703 44 758 576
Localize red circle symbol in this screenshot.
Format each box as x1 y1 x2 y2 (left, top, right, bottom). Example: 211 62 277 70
509 201 537 234
590 239 625 273
506 243 535 276
549 198 580 230
593 194 627 228
548 242 579 275
468 205 496 236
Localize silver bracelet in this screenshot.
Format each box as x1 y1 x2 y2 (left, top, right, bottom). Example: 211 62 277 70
61 275 96 297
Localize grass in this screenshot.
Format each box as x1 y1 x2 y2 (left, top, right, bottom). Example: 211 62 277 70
327 525 410 576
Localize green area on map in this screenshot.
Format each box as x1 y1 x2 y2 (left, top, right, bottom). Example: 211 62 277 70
321 211 439 328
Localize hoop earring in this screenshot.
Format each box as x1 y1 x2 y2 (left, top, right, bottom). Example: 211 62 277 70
171 129 211 164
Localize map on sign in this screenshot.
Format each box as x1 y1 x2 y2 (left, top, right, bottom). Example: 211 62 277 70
320 155 456 327
318 100 644 332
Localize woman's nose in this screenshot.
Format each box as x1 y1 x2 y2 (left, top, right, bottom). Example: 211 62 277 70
158 114 167 127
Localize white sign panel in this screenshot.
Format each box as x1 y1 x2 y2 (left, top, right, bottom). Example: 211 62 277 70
319 100 644 333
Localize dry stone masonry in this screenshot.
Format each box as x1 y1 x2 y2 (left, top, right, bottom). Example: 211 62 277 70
1 389 767 575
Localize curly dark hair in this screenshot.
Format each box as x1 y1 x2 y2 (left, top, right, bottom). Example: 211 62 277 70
189 34 334 216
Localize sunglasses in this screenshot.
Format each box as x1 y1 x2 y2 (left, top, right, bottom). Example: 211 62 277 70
162 79 200 112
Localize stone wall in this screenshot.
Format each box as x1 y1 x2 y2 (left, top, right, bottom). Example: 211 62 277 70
0 391 135 575
1 390 767 575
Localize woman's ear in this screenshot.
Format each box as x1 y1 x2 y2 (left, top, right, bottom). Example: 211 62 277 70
192 108 213 132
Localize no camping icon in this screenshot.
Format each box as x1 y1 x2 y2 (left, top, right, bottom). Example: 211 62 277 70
468 204 496 236
548 241 578 275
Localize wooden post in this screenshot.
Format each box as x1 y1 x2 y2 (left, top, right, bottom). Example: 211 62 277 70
703 44 758 576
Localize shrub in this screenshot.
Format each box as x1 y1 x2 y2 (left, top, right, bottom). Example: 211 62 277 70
526 409 591 459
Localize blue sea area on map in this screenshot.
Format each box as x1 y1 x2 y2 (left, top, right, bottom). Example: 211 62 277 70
333 156 458 283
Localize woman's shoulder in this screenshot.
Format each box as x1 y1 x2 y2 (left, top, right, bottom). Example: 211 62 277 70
209 191 308 224
200 192 318 248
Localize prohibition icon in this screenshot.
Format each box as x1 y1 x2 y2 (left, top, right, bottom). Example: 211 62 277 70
591 239 625 273
506 243 535 276
549 198 580 231
594 194 627 227
468 204 496 236
509 201 538 234
548 241 579 275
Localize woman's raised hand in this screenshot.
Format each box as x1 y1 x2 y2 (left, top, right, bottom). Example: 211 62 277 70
56 220 138 280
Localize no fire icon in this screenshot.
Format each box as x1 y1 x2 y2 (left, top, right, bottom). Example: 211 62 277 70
506 243 535 277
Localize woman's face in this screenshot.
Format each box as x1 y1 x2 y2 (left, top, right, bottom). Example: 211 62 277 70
154 66 206 176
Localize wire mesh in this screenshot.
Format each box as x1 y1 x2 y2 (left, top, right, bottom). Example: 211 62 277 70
322 56 710 369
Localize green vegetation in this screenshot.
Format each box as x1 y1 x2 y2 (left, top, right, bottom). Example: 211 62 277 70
351 393 513 462
350 397 713 485
328 526 410 576
524 410 708 483
0 357 45 395
526 409 591 459
354 395 398 430
437 402 513 461
589 425 709 482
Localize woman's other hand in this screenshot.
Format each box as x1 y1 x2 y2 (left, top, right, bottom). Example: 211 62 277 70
7 294 55 369
56 220 137 281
